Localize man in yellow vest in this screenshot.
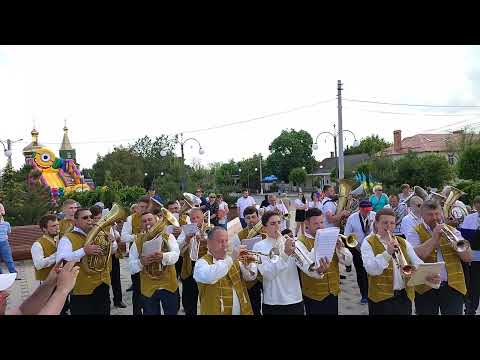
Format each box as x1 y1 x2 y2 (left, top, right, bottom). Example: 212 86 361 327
295 208 353 315
177 207 208 315
230 205 264 315
56 207 112 315
362 208 439 315
58 199 77 238
129 211 180 315
407 200 472 315
121 195 150 315
194 226 256 315
31 214 59 283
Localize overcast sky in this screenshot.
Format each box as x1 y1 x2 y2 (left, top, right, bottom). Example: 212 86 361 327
1 45 480 173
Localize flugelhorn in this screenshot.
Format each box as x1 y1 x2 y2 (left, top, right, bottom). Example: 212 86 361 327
387 230 413 279
238 247 280 265
436 222 469 253
338 233 358 248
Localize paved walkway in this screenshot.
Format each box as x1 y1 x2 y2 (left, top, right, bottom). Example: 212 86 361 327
3 259 368 315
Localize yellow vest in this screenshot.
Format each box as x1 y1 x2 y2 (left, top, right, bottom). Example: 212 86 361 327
59 218 74 238
367 235 415 303
180 225 208 280
237 227 264 289
66 231 111 295
298 234 340 301
414 224 466 295
237 228 249 241
33 235 57 281
197 254 253 315
135 234 178 298
132 213 142 235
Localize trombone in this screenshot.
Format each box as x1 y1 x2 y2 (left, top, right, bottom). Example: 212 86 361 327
386 230 413 279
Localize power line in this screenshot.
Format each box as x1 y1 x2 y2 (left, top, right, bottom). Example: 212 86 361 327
343 98 480 108
343 106 480 117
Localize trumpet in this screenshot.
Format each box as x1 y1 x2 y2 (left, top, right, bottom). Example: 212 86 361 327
279 231 318 273
387 230 413 279
238 247 280 264
437 223 469 253
338 233 358 248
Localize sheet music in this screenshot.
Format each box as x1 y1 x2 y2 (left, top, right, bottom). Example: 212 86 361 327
227 217 243 238
182 223 199 237
314 227 340 266
407 262 444 288
242 235 263 251
142 236 164 256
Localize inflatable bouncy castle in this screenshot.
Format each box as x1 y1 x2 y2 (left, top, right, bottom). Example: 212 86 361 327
22 124 95 202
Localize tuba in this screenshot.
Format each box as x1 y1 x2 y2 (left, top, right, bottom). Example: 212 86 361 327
81 203 128 275
443 186 468 223
141 208 180 279
337 179 356 227
179 192 201 225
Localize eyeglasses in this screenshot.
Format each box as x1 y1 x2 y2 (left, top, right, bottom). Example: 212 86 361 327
81 215 91 220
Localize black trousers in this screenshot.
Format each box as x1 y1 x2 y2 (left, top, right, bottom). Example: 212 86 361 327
70 283 111 315
368 290 412 315
414 283 464 315
262 301 304 315
182 262 199 315
350 247 368 299
248 282 262 315
462 262 480 315
175 256 183 313
304 294 338 315
110 255 122 304
131 273 143 315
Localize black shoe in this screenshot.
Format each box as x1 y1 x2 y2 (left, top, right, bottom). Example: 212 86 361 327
340 275 346 279
114 301 127 308
126 286 133 292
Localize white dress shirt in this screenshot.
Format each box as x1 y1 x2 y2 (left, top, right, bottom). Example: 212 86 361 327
253 236 303 305
295 232 353 278
194 254 257 315
406 221 465 282
308 201 322 210
129 233 180 277
321 197 337 228
294 199 307 210
56 226 118 262
236 196 256 219
400 212 422 239
265 203 288 231
361 233 424 290
31 237 57 271
460 212 480 261
344 211 376 247
121 215 137 244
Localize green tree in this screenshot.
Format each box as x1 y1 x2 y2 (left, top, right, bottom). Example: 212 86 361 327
344 135 391 156
266 129 317 182
91 146 145 187
457 142 480 180
419 154 454 189
289 167 307 187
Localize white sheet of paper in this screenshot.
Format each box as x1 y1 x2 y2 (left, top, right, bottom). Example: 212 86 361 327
242 235 263 251
182 223 199 237
314 227 340 266
227 217 242 238
142 236 164 256
407 261 444 288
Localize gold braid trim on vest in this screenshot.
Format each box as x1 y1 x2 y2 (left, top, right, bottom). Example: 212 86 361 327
34 235 57 281
414 223 466 295
180 226 208 280
298 234 340 301
131 213 142 235
66 231 111 295
367 235 415 303
197 254 253 315
135 234 178 298
237 227 264 289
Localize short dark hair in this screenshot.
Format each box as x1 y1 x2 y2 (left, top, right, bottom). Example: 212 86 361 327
39 214 58 230
243 206 258 217
281 228 293 236
242 189 248 193
375 208 395 222
323 185 333 193
305 208 323 220
421 199 441 212
74 208 90 219
138 196 151 205
207 226 226 241
389 194 399 201
261 210 280 226
141 211 155 218
89 205 103 217
165 200 177 208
